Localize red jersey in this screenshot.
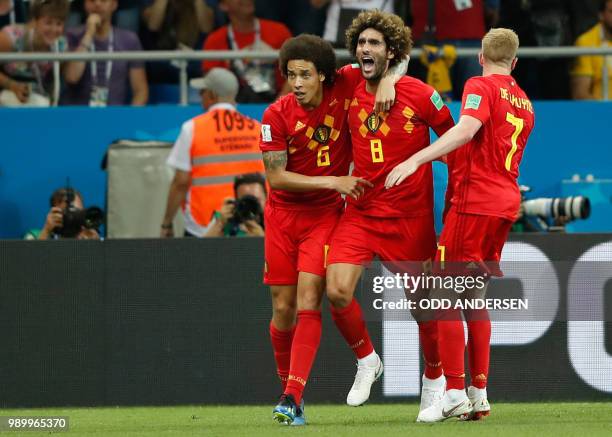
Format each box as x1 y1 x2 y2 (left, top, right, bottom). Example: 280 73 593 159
259 64 363 209
347 76 455 217
201 19 292 92
447 74 535 221
411 0 486 41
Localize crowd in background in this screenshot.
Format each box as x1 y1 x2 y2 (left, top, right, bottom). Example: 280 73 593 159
0 0 610 107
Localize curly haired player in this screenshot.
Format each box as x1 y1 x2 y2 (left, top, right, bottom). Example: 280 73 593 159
325 10 455 411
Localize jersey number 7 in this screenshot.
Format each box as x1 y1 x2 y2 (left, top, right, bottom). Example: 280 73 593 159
505 113 524 171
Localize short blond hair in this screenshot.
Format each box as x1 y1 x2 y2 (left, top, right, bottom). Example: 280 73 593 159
482 28 519 66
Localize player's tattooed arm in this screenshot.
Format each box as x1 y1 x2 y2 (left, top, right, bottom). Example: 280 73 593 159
375 55 409 113
262 150 288 172
262 150 372 198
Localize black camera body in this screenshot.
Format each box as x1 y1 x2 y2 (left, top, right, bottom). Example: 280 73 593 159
227 194 264 236
58 206 104 238
54 188 104 238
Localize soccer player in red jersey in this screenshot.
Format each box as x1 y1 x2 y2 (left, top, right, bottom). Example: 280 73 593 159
385 28 535 422
325 10 455 410
260 34 405 425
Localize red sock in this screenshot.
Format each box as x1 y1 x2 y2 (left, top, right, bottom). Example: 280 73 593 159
284 310 322 405
465 309 491 389
269 322 295 391
418 320 442 379
330 298 374 359
437 311 466 390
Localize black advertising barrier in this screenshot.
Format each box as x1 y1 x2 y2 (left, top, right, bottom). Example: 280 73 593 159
0 234 611 408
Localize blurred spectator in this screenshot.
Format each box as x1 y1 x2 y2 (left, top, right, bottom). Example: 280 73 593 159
62 0 148 106
67 0 141 33
161 68 264 238
201 0 291 103
569 0 603 39
0 0 69 107
206 0 228 28
142 0 213 47
571 0 612 100
0 0 27 26
411 0 500 99
141 0 214 83
204 172 266 237
24 187 101 240
0 0 10 14
497 0 572 100
312 0 393 47
256 0 326 36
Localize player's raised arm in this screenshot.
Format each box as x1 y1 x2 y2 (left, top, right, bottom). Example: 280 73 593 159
262 150 372 200
384 115 483 188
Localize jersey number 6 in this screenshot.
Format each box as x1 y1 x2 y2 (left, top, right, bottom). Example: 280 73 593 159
317 145 330 167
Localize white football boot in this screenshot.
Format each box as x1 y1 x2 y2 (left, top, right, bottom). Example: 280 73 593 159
416 389 473 422
346 353 383 406
467 385 490 420
419 374 446 413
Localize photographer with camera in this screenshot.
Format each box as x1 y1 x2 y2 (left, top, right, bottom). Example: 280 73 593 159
160 67 264 238
24 187 103 240
204 173 266 237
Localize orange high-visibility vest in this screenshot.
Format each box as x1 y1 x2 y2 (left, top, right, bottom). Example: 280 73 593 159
189 107 263 226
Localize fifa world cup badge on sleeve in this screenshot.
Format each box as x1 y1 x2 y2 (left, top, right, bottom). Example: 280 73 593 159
430 91 444 111
261 124 272 142
464 94 482 110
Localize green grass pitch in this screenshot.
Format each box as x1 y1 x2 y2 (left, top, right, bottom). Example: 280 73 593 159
2 403 611 436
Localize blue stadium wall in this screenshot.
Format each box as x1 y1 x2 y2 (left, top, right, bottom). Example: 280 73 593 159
1 101 611 238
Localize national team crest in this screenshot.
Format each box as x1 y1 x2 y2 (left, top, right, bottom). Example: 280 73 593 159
313 125 331 143
366 112 381 133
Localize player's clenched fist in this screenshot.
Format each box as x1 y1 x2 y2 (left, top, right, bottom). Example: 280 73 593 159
332 176 373 199
385 158 420 189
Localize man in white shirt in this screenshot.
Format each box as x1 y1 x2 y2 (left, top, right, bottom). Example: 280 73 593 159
161 68 264 237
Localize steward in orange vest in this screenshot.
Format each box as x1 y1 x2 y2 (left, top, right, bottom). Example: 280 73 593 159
161 68 264 237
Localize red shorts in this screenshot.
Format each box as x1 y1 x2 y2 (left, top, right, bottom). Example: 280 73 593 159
263 203 342 285
327 207 437 273
435 207 513 277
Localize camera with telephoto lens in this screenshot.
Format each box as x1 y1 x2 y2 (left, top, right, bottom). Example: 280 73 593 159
55 188 104 238
522 196 590 221
518 185 590 232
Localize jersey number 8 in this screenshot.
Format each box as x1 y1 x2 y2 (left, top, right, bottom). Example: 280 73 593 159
370 139 384 163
